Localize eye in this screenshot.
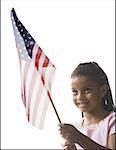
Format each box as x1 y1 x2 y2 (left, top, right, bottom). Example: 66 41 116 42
84 88 92 94
72 89 78 95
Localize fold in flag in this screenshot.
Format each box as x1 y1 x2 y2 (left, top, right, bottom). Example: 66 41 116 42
11 8 56 129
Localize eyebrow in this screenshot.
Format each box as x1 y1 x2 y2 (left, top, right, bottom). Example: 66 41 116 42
71 85 95 90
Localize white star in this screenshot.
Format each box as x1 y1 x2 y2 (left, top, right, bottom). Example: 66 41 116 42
30 41 34 45
27 44 29 47
21 41 24 45
17 32 20 35
15 26 18 30
11 16 14 20
29 49 31 52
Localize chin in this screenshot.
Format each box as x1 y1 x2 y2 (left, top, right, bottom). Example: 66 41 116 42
78 107 90 113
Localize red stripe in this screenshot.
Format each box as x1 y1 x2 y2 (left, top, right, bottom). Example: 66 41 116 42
42 56 49 67
35 47 42 70
41 75 45 85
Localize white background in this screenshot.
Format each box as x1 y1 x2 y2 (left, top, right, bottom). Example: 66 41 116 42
1 0 115 149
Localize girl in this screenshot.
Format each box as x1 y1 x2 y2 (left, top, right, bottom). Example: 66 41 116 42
59 62 116 150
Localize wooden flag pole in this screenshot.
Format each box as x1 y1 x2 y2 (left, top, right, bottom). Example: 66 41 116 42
50 98 61 123
48 91 61 123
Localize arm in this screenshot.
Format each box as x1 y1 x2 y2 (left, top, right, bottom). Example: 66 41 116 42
75 130 113 150
59 124 115 150
107 134 116 150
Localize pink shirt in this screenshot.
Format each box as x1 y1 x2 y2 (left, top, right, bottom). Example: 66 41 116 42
74 112 116 149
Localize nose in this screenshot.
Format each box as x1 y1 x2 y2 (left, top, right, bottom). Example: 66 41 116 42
73 92 85 103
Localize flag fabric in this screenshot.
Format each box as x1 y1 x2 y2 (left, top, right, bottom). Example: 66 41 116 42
11 8 56 129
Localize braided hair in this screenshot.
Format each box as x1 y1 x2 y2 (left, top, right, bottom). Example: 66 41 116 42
71 62 115 117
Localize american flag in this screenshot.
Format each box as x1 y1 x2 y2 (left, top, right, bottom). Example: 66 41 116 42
11 8 56 129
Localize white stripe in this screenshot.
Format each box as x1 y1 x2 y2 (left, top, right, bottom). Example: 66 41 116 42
38 52 46 73
35 86 48 128
20 43 37 107
34 66 55 128
38 98 49 129
20 60 26 101
42 66 56 90
30 81 43 125
32 43 38 60
38 66 55 129
29 68 43 122
26 44 38 106
23 44 44 117
25 43 38 94
25 47 46 110
30 66 54 126
25 61 35 108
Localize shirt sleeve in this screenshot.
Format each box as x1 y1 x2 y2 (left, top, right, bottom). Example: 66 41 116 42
108 112 116 136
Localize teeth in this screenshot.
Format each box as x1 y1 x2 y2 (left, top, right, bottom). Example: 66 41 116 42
79 104 86 107
78 102 88 107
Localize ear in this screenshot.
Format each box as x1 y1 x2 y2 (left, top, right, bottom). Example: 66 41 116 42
100 84 109 98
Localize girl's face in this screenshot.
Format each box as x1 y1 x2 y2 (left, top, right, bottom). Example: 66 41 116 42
71 75 106 113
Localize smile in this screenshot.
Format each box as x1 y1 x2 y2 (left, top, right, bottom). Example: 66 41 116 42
77 102 89 108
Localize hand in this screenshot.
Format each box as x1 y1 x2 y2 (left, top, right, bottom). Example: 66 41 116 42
59 123 80 143
63 140 77 150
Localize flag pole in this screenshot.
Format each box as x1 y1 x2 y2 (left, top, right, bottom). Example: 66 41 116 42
48 92 61 123
50 98 61 123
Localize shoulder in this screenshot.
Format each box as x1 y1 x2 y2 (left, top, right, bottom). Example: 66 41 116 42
108 111 116 118
104 112 116 135
105 112 116 124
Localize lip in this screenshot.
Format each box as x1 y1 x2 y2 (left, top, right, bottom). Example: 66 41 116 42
77 102 89 108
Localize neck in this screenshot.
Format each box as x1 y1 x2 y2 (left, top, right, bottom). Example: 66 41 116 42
83 107 110 125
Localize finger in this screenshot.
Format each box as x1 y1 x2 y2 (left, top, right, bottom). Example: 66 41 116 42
60 130 68 137
63 145 68 150
64 140 71 145
64 144 75 150
60 124 73 130
61 134 69 140
59 123 65 128
58 124 68 132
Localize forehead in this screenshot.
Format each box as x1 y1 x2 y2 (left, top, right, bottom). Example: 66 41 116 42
71 75 98 88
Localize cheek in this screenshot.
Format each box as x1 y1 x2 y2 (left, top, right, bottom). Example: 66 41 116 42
85 93 93 99
86 92 101 103
73 96 77 105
